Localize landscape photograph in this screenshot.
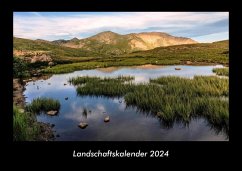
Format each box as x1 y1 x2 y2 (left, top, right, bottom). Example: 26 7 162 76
13 12 229 141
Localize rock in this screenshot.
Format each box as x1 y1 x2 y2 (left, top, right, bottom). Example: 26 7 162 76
64 83 67 86
51 124 55 127
119 100 122 103
65 97 68 100
47 110 58 116
28 79 32 81
175 68 181 70
104 116 110 122
48 62 54 66
48 83 51 85
33 83 35 85
56 134 60 137
78 122 88 129
186 61 192 65
30 54 52 63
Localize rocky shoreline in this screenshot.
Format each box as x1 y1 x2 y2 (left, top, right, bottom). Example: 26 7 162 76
13 78 55 141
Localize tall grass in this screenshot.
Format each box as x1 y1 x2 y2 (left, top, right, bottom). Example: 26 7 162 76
13 105 40 141
213 67 229 76
69 75 134 86
150 76 229 97
70 75 229 133
26 97 60 114
70 76 135 97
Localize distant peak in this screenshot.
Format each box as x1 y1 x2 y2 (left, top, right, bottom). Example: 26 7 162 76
139 32 170 35
96 31 119 36
101 31 116 34
70 37 79 41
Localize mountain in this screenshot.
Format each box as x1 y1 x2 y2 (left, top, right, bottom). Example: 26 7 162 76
52 31 197 55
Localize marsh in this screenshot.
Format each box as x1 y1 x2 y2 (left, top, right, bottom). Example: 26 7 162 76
23 64 228 141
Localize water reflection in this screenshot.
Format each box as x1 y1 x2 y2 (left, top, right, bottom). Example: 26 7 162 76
23 65 228 141
125 102 228 139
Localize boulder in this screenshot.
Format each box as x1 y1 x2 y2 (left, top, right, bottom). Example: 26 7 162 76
30 54 52 63
104 116 110 122
48 62 54 66
175 68 181 70
47 110 58 116
78 122 88 129
65 97 68 100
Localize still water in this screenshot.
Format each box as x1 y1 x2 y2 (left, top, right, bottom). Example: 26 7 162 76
24 65 228 141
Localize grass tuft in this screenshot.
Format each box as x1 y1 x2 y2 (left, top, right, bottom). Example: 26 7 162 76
25 97 60 114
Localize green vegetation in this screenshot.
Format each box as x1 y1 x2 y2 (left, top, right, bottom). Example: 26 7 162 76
13 57 30 78
213 67 229 76
14 97 60 141
43 58 180 74
70 75 228 133
69 75 134 86
13 105 40 141
43 40 228 74
25 97 60 114
69 76 135 97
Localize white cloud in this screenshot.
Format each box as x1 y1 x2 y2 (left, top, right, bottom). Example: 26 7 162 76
14 12 229 41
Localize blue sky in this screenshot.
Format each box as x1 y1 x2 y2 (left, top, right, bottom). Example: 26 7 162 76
14 12 229 42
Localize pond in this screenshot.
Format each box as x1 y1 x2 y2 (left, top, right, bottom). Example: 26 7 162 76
24 64 228 141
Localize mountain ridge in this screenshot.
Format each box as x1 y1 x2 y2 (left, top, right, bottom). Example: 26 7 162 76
51 31 197 55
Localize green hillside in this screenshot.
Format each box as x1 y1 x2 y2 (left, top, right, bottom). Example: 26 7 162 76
13 37 101 59
121 40 229 64
13 36 229 75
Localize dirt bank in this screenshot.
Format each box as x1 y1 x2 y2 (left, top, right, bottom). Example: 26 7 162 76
13 78 55 141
